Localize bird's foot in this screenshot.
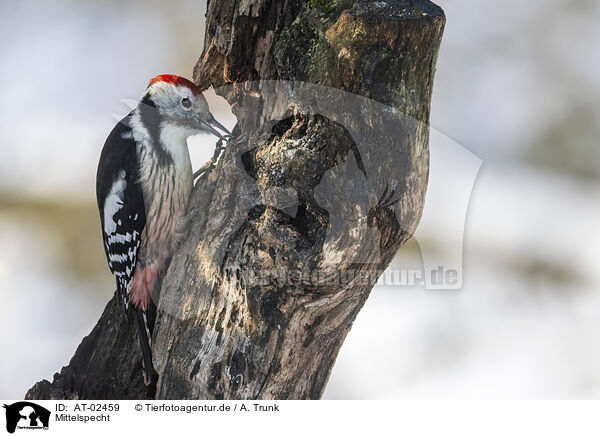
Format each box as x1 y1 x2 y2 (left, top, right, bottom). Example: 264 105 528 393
193 141 227 181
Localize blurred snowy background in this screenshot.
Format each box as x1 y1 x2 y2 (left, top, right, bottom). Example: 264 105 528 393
1 0 600 399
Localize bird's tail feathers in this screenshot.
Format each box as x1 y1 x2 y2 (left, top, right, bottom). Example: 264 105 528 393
132 307 158 387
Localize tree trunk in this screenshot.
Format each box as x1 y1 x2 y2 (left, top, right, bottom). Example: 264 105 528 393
26 0 444 400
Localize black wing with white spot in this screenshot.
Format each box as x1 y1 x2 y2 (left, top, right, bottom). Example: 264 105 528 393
96 114 146 307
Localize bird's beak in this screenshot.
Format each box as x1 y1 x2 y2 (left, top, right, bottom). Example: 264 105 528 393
200 117 232 140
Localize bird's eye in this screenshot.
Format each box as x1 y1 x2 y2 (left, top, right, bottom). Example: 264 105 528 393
181 97 192 109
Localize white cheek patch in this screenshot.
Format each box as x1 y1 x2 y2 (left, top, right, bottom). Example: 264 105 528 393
159 123 193 179
104 170 127 235
160 124 194 159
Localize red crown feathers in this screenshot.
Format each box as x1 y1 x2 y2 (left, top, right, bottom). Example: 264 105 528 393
148 74 202 95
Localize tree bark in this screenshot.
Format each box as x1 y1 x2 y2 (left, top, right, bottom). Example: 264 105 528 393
26 0 444 400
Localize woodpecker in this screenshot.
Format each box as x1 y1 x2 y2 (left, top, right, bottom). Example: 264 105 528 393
96 74 230 385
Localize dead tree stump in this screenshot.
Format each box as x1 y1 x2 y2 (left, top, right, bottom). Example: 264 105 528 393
26 0 445 400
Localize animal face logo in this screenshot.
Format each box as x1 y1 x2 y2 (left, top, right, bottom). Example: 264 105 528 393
3 402 50 434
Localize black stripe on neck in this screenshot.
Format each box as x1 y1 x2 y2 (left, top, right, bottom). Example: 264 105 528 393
139 94 172 165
